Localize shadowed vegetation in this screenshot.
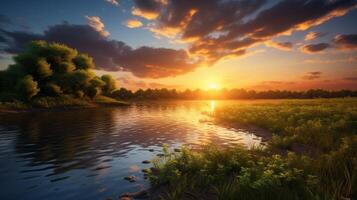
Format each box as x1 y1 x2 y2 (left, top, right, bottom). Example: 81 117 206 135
149 99 357 200
111 88 357 100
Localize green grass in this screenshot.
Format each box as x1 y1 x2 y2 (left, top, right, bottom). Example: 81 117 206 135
149 98 357 200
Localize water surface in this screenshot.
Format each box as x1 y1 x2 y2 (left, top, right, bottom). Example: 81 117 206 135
0 100 262 200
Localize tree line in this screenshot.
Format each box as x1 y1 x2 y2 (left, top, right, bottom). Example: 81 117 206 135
111 88 357 100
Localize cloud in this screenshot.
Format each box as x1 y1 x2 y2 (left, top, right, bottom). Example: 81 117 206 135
132 0 356 64
0 14 30 30
118 76 179 89
261 81 296 85
105 0 119 6
304 56 357 64
0 14 11 26
0 23 199 78
333 34 357 50
85 16 110 37
300 43 331 53
250 80 296 90
131 0 166 20
125 19 143 28
343 77 357 81
265 41 293 51
304 31 327 41
302 71 322 80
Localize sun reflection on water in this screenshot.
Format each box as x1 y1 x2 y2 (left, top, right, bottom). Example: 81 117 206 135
210 100 216 114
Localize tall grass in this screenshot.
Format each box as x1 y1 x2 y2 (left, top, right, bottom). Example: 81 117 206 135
149 98 357 200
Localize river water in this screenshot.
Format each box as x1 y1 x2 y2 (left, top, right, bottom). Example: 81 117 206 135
0 100 262 200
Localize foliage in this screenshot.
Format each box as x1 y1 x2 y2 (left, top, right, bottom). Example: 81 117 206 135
30 96 90 108
110 88 357 100
150 99 357 200
0 40 117 104
17 75 40 100
151 146 317 200
101 75 116 95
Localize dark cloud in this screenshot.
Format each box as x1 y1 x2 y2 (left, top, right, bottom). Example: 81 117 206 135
0 23 198 78
0 14 12 25
333 34 357 50
0 14 30 30
133 0 356 63
301 43 331 53
133 0 164 13
131 0 166 20
302 71 322 80
343 77 357 81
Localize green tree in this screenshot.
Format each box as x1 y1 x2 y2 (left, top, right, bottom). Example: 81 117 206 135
73 54 95 70
37 58 53 79
43 83 62 96
17 75 40 100
101 75 116 95
1 40 118 102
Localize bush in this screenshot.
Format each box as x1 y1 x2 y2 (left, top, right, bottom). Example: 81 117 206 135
17 75 40 100
0 40 117 101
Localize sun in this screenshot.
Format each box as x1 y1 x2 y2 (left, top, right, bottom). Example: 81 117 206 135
207 83 219 90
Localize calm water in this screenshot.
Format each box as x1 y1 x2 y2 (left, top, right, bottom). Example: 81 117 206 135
0 100 262 200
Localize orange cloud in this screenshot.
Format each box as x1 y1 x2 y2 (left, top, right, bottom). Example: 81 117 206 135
125 19 143 28
132 0 357 65
132 7 159 20
304 31 327 41
265 41 293 51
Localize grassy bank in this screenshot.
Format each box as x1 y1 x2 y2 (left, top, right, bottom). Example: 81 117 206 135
149 98 357 200
0 95 128 112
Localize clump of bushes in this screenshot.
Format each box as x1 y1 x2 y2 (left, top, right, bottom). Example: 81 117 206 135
150 146 319 200
0 40 117 104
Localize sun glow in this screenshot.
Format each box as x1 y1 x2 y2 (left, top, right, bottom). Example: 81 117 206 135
207 83 219 90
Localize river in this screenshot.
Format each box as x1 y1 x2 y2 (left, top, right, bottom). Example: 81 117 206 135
0 100 262 200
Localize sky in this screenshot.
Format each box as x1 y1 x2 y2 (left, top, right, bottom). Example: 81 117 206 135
0 0 357 91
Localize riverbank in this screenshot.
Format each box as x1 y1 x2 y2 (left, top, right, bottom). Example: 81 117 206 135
146 98 357 200
0 95 129 113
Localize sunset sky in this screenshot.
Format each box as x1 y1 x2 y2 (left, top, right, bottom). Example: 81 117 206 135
0 0 357 91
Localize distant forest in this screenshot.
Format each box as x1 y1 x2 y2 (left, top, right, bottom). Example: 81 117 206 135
111 88 357 100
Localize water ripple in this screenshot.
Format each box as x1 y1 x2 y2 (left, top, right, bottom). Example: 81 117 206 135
0 100 262 200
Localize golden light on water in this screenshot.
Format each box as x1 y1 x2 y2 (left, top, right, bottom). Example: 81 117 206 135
210 100 216 114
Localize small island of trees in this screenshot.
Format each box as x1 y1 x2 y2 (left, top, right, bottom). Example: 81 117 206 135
0 41 124 109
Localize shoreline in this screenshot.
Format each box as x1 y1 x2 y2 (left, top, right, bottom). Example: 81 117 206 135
216 121 273 142
0 101 130 114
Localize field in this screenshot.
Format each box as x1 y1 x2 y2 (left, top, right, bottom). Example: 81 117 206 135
148 98 357 200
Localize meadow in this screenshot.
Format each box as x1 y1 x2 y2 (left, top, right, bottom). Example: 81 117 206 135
148 98 357 200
